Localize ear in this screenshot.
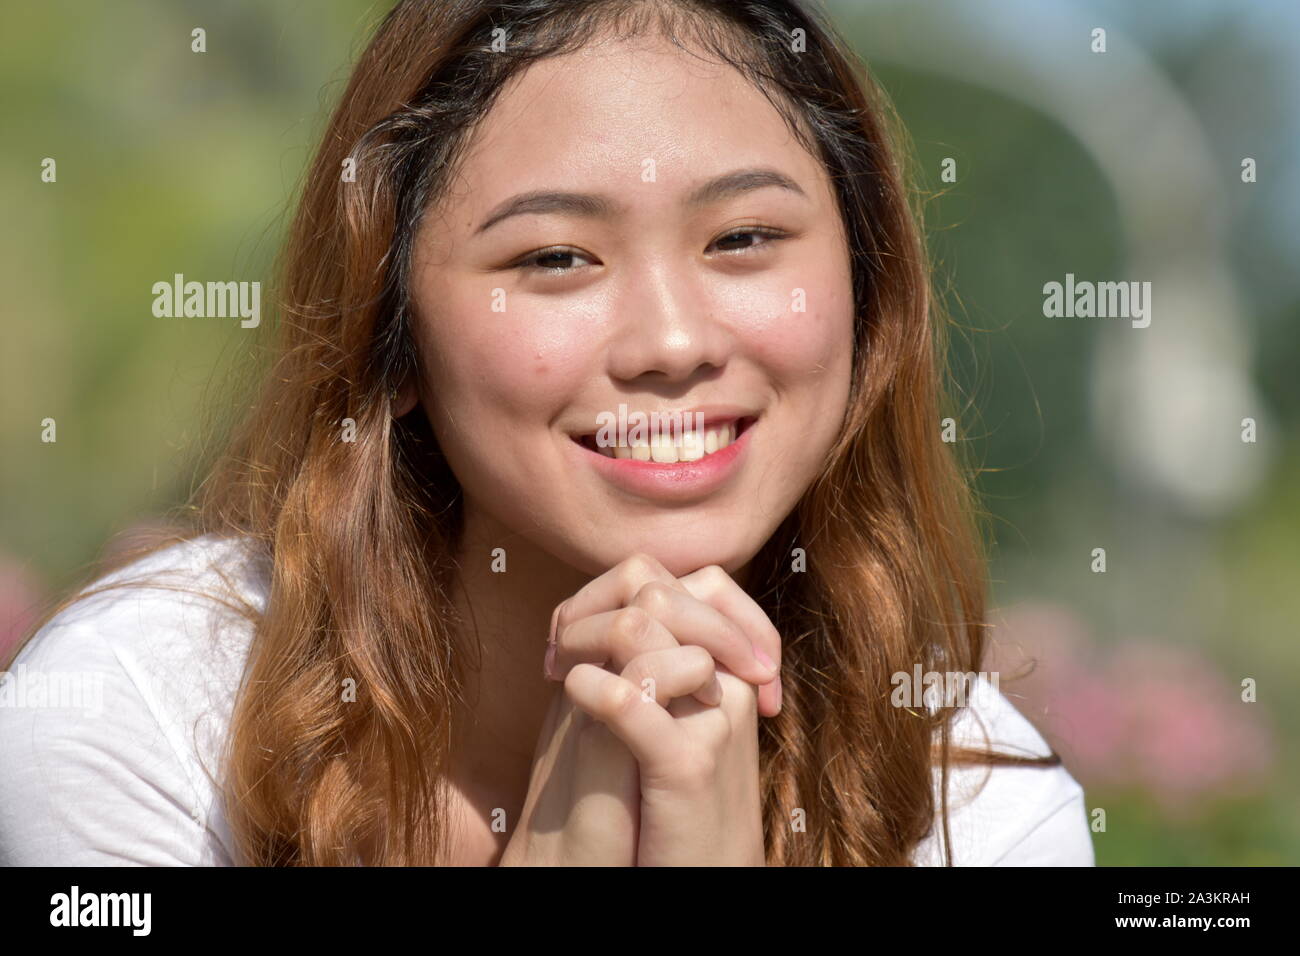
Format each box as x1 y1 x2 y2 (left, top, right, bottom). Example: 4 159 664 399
392 376 420 418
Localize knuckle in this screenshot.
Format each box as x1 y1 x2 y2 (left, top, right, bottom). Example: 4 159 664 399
601 679 643 720
699 564 729 590
685 644 715 672
612 605 653 649
633 580 674 617
621 552 663 587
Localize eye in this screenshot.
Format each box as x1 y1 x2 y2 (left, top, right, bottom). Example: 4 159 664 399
510 226 789 277
512 246 596 274
709 226 788 255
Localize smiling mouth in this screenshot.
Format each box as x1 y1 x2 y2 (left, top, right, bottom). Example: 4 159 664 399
572 416 757 463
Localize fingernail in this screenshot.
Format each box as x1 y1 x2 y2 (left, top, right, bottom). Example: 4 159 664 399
752 644 777 674
543 642 557 680
548 600 566 646
774 675 782 712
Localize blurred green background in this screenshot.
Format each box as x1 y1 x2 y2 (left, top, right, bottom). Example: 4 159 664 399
2 0 1296 864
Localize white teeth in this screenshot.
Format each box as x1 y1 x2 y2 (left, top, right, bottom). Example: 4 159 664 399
679 429 705 461
650 433 678 463
586 419 745 461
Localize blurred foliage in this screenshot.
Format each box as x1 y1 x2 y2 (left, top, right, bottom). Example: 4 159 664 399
1093 792 1292 867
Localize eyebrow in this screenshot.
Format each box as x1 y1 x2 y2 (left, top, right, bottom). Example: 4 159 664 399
473 166 807 235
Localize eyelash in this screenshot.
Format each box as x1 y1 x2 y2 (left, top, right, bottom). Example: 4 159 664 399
512 226 789 275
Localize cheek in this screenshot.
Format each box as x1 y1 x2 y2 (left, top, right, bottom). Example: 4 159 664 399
418 287 595 434
723 265 854 386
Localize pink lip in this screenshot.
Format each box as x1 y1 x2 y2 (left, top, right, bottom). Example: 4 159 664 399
566 417 757 502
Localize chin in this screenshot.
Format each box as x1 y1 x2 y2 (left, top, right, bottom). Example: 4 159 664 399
583 530 766 580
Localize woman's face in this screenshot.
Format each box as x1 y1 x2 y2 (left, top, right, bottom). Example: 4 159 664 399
408 33 855 579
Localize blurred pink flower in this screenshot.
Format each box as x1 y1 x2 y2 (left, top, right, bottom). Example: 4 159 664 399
986 602 1273 815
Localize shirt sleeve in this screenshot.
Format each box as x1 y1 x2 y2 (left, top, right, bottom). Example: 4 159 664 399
0 614 231 866
988 786 1096 866
911 676 1098 866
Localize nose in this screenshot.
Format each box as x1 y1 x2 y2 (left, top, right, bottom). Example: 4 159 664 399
605 261 733 384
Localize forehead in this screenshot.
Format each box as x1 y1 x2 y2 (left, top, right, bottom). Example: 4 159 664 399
438 32 826 219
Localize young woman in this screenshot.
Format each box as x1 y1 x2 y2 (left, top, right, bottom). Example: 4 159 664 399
0 0 1093 866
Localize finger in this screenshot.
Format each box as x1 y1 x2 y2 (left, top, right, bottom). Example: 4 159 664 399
550 552 689 646
627 580 778 689
563 663 681 772
550 605 678 680
677 565 782 716
619 645 722 709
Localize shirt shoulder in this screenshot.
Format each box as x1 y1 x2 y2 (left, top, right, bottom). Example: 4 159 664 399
0 533 267 865
910 674 1096 866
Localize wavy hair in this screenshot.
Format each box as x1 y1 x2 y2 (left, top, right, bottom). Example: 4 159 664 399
9 0 1060 866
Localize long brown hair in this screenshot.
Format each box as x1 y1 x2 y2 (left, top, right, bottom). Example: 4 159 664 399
9 0 1060 866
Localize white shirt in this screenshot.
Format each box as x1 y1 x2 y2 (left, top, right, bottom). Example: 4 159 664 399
0 534 1094 866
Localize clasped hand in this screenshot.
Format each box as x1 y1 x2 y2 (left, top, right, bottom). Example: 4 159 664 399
498 554 781 866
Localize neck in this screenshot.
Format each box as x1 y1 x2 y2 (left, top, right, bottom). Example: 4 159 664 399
445 498 590 793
